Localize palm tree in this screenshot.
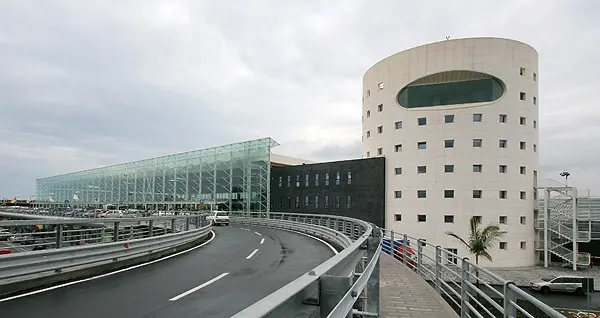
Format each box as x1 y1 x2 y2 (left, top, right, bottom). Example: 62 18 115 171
446 216 506 293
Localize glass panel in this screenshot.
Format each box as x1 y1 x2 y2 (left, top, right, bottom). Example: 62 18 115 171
398 74 504 108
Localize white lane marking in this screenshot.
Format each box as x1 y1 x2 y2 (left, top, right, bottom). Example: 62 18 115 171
253 226 338 255
260 238 265 245
254 231 262 236
246 248 259 259
240 228 250 231
168 272 229 301
0 230 217 303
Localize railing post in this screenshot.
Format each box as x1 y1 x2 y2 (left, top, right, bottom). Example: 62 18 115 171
171 218 176 233
185 216 190 231
435 245 442 294
461 258 470 318
319 275 353 318
149 220 154 237
55 224 63 249
503 281 518 318
402 234 408 265
417 239 423 275
113 222 119 242
365 232 381 316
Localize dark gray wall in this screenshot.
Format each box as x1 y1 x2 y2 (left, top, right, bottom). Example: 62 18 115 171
269 157 386 227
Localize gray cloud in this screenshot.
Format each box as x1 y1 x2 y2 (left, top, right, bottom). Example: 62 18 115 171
1 0 599 197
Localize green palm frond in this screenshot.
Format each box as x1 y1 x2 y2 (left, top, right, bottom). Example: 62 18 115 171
446 216 504 265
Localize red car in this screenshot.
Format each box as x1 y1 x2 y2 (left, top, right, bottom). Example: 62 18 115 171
0 249 12 255
393 244 417 269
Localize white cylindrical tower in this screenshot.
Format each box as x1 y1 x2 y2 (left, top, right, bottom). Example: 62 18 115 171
362 37 539 267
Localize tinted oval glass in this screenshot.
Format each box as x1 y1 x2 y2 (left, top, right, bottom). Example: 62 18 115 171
398 75 504 108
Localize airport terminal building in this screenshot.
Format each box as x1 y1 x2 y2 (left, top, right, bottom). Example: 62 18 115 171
32 37 598 268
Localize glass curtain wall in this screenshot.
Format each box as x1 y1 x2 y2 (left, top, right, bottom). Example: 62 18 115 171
35 138 279 212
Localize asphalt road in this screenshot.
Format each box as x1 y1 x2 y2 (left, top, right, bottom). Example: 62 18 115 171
0 224 335 318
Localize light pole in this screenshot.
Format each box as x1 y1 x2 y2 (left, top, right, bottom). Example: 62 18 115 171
560 171 571 187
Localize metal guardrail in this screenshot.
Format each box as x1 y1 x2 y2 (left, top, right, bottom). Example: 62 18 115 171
381 229 567 318
0 214 210 281
230 212 381 318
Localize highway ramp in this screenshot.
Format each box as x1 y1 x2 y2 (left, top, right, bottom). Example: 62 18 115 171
0 224 336 318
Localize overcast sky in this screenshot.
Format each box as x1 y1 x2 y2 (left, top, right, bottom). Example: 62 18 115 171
1 0 599 198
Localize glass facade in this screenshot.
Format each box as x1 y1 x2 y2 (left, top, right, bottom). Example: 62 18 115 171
35 138 279 212
398 72 504 108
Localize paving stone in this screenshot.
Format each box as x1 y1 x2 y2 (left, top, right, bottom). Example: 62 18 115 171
379 254 459 317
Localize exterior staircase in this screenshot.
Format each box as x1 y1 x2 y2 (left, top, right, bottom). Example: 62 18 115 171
535 186 592 269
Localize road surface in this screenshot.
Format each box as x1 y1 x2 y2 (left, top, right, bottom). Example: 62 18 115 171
0 224 335 318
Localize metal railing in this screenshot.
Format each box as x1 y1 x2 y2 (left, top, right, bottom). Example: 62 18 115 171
229 212 381 318
381 229 567 318
0 214 210 282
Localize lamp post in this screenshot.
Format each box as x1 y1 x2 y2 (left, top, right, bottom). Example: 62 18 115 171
560 171 571 187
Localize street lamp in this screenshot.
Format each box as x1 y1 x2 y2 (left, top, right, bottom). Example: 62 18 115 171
559 171 571 186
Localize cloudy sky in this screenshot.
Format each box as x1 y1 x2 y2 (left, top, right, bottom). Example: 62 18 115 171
1 0 599 197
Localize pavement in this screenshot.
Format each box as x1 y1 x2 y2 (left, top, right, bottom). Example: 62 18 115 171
380 254 459 318
0 224 335 318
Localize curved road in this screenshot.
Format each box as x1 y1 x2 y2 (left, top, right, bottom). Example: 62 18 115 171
0 224 335 318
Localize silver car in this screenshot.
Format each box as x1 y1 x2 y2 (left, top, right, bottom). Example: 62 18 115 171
529 275 585 295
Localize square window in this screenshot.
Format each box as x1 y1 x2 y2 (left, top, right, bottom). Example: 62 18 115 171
533 120 537 128
366 131 370 138
473 216 482 224
366 90 370 97
499 216 507 224
473 190 482 198
499 139 507 148
444 164 454 173
444 215 454 223
499 114 507 123
473 164 483 173
499 190 507 199
378 104 383 112
394 191 402 199
520 241 526 250
394 167 402 175
395 121 402 129
520 141 526 150
499 165 507 173
520 117 526 125
378 82 384 90
445 139 454 148
417 166 427 174
417 215 427 222
473 139 483 147
473 113 483 122
520 67 525 76
377 148 383 155
444 190 454 198
418 117 427 126
520 92 526 101
377 126 383 133
417 190 427 198
366 110 370 118
499 242 507 250
417 141 427 150
394 214 401 222
366 151 370 158
445 114 454 123
520 166 526 174
534 144 537 152
533 96 537 105
520 191 526 200
394 144 402 152
520 216 526 225
533 73 537 81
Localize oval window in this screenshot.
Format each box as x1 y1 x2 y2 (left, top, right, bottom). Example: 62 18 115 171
397 71 504 108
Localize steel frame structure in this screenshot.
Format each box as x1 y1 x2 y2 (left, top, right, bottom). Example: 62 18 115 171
34 138 279 213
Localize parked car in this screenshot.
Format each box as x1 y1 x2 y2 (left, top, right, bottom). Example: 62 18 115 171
0 249 11 255
529 275 592 295
381 238 417 269
0 229 11 241
206 211 230 226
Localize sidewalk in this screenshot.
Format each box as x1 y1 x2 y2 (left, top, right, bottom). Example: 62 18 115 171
380 254 459 318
